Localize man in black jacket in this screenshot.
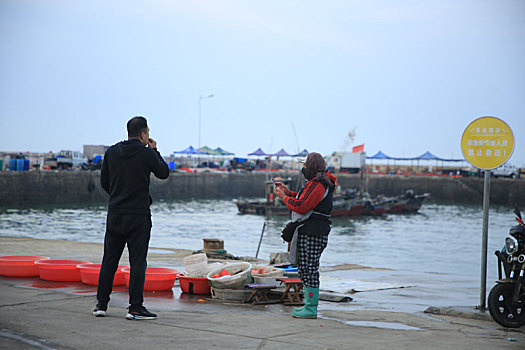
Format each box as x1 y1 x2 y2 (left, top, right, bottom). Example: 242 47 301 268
93 116 169 320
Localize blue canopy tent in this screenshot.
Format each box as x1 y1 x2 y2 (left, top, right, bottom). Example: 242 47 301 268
366 151 392 160
367 151 431 173
293 149 309 157
173 146 205 168
415 151 439 160
367 150 392 173
214 147 234 156
272 149 291 158
248 148 267 156
413 151 463 163
413 151 439 174
176 146 205 155
197 146 219 155
211 147 235 169
366 150 465 175
269 149 291 171
248 148 268 170
413 151 465 174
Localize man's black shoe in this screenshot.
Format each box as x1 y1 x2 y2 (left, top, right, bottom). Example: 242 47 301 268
125 306 157 320
93 303 107 317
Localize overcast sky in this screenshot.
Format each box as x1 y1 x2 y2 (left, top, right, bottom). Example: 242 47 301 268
1 0 524 166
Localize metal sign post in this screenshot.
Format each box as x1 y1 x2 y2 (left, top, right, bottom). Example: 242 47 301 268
460 116 514 310
480 170 491 309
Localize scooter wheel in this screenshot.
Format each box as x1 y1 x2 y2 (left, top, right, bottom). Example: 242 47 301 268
488 283 525 328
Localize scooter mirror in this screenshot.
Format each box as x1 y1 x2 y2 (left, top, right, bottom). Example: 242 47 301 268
514 206 522 221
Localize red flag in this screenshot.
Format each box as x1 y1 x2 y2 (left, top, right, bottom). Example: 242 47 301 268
352 144 364 153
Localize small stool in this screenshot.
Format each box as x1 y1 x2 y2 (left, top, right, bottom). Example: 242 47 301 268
277 278 304 306
246 284 277 304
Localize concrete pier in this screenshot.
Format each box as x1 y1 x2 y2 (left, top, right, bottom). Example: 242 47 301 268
1 236 523 349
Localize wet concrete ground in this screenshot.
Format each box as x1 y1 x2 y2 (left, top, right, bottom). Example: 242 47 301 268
321 268 481 314
1 236 524 349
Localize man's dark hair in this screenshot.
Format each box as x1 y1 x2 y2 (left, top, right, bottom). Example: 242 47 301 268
127 116 148 137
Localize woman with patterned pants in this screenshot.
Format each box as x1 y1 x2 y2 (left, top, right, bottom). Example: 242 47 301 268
274 152 336 319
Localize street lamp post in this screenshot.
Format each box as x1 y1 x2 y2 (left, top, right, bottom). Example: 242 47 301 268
198 94 214 149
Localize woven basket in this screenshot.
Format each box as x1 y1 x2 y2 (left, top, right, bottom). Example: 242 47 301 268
210 287 251 302
251 265 285 277
251 265 284 284
207 262 252 290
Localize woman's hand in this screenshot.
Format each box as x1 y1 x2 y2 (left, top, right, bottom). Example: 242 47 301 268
275 182 291 196
274 185 286 199
274 182 291 199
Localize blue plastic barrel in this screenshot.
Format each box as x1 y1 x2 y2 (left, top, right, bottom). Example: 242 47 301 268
9 159 17 171
23 159 30 170
169 161 175 170
17 159 24 171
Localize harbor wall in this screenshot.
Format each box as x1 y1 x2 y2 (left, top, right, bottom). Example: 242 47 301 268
0 171 270 207
0 171 523 207
336 174 523 207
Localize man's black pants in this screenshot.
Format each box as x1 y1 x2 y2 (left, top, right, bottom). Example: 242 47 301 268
97 212 151 307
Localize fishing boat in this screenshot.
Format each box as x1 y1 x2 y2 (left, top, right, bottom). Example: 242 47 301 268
235 178 364 217
236 196 366 217
236 177 294 216
400 190 430 212
330 196 365 216
376 190 430 213
235 178 428 217
235 201 289 216
361 199 386 216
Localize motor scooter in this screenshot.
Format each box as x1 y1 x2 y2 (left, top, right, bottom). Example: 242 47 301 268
488 207 525 328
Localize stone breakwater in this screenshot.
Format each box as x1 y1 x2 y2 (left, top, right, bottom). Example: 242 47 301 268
0 170 523 207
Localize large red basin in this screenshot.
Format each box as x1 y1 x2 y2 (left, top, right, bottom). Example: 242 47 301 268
179 275 211 295
77 263 127 286
121 267 179 291
36 260 90 282
0 255 50 277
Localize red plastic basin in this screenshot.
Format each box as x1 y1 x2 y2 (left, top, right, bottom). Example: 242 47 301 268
35 260 90 282
179 275 211 295
77 263 127 286
0 255 51 277
121 267 180 291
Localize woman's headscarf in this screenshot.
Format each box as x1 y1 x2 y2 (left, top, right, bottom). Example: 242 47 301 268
303 152 334 190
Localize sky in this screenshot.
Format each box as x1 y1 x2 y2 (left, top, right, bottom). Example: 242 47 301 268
1 0 524 166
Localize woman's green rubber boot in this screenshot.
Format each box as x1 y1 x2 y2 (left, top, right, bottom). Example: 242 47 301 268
292 287 319 319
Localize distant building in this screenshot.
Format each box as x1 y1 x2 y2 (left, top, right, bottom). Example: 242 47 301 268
83 145 109 160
